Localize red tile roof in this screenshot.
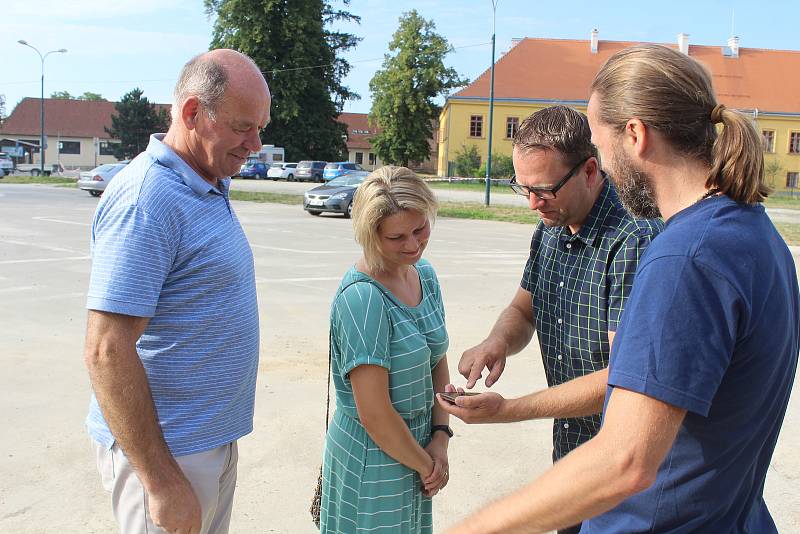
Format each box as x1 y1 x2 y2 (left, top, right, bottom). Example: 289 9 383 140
454 37 800 114
338 112 379 150
0 98 171 139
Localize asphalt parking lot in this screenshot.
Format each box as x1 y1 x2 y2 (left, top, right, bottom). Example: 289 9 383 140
1 183 798 533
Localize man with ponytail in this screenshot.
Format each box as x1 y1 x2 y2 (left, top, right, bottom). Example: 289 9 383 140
445 44 798 534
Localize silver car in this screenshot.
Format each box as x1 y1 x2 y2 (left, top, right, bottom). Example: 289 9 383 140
78 163 128 197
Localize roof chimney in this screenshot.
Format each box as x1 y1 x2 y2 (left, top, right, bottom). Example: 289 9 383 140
590 29 599 54
677 32 690 55
727 35 740 57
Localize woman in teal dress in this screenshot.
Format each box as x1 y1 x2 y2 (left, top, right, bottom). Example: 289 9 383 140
320 166 452 533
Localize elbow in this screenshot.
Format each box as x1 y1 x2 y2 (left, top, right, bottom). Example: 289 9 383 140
612 449 659 499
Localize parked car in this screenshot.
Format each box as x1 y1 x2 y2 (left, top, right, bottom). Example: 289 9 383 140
77 163 128 197
266 162 298 181
323 161 365 182
237 161 268 179
303 171 369 217
0 153 13 176
295 160 327 182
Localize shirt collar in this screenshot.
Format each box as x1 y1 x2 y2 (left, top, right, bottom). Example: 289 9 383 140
559 177 613 247
146 134 229 197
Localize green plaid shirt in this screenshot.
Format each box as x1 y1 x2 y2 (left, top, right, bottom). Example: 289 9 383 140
521 179 663 460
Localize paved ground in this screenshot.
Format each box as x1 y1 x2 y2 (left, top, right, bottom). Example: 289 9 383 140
1 184 798 533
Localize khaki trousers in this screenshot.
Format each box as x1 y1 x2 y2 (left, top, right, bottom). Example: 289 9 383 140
94 440 238 534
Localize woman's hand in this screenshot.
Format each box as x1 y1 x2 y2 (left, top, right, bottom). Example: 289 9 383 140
422 435 450 497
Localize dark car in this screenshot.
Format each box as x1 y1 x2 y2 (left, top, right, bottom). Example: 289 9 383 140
237 161 268 179
303 171 369 217
295 160 326 182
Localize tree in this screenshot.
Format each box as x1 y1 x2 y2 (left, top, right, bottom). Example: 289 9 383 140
479 152 514 179
105 88 170 159
50 90 74 99
80 92 106 101
765 158 783 189
0 94 6 126
205 0 361 162
453 144 481 177
368 10 466 167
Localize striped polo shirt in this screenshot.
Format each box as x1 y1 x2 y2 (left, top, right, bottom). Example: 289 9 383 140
86 134 259 457
521 179 663 461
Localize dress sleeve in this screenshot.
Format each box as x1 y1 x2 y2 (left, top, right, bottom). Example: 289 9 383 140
608 256 741 416
87 204 175 317
332 281 392 377
606 231 657 330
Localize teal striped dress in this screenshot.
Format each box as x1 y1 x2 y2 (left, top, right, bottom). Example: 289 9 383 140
320 259 449 533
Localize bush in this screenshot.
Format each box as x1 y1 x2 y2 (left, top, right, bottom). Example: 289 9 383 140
478 153 514 179
453 144 481 177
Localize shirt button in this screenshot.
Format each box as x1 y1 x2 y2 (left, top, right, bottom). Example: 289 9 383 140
565 243 572 249
557 318 563 324
559 281 564 288
557 354 563 361
564 423 570 429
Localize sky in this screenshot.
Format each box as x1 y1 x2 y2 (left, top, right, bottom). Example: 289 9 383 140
3 0 800 117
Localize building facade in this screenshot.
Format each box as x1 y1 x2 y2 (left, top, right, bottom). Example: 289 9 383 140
437 34 800 192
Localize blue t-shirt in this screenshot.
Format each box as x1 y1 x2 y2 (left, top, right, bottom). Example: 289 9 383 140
86 134 260 457
583 196 799 533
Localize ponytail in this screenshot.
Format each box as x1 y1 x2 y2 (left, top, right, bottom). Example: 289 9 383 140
707 104 770 203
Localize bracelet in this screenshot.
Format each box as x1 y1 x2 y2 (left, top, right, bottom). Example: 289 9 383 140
431 425 453 438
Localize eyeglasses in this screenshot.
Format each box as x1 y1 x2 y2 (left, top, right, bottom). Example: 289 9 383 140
509 157 590 200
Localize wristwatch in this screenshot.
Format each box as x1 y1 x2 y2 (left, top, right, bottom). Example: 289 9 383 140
431 425 453 438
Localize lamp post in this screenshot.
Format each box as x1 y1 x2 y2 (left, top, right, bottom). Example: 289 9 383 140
484 0 499 206
17 40 67 175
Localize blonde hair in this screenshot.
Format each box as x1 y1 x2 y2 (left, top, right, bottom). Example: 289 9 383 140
591 44 769 203
351 166 438 272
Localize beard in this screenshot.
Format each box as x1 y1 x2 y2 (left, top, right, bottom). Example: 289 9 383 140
609 147 662 219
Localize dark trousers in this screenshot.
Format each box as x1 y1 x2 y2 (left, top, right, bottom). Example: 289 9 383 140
558 524 582 534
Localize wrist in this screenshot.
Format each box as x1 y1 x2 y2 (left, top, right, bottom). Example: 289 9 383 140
430 430 450 449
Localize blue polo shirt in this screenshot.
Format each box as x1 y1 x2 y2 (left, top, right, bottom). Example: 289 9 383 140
583 196 799 533
86 134 260 457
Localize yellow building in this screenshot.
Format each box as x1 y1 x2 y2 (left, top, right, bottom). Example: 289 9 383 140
438 33 800 192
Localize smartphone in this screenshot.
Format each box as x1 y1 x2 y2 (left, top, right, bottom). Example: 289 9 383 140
439 391 482 403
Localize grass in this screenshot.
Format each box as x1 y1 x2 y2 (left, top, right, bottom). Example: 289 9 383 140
229 189 303 205
0 175 76 185
764 195 800 210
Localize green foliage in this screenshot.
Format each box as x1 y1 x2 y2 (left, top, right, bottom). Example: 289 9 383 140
765 158 783 188
0 94 5 125
368 10 466 167
478 152 514 179
80 92 106 101
205 0 361 161
50 90 74 99
453 144 481 177
104 88 170 159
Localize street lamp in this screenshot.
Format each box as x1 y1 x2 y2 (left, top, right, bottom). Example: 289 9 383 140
17 40 67 175
484 0 499 206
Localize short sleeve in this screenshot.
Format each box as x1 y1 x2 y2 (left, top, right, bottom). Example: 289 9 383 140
87 204 175 317
520 225 544 292
608 256 741 416
332 282 392 377
606 232 657 330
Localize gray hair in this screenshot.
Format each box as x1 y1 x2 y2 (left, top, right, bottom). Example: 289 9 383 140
172 54 228 121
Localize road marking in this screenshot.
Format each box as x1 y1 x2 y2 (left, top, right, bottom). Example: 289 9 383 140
0 239 85 254
32 216 91 226
0 255 90 265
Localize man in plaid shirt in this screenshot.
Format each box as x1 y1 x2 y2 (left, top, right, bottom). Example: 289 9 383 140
440 106 662 534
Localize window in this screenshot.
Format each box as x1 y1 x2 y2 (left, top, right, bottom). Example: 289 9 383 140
369 152 376 166
469 115 483 137
355 151 363 164
506 117 520 139
273 153 283 162
762 130 775 153
99 141 118 156
787 172 799 189
59 141 80 155
790 132 800 154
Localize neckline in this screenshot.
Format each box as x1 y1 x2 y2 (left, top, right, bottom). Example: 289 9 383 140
352 264 426 309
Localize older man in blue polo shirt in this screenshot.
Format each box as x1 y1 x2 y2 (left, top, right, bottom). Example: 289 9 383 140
84 49 270 534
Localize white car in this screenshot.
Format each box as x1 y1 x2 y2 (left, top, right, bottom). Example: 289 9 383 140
77 163 128 197
0 153 13 176
266 162 297 181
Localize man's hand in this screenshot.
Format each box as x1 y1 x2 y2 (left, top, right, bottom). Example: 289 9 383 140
437 386 507 424
147 476 202 534
459 338 508 389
